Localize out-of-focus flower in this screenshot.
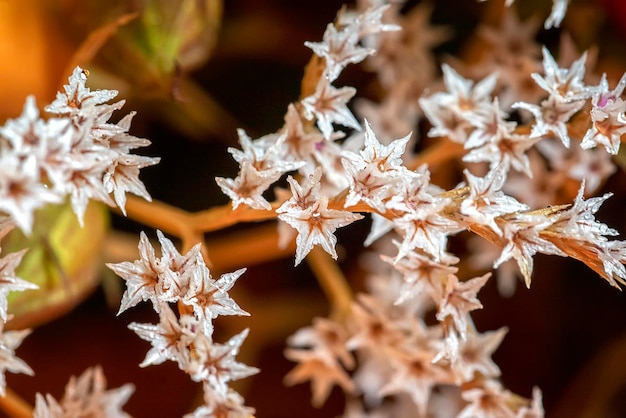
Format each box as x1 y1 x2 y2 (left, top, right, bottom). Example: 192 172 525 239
33 366 134 418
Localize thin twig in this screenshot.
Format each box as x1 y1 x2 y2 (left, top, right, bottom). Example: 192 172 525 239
0 388 33 418
305 247 353 321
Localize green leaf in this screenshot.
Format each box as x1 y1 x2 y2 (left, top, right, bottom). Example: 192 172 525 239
4 200 109 329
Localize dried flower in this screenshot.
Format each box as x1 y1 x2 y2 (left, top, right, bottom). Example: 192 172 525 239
33 366 134 418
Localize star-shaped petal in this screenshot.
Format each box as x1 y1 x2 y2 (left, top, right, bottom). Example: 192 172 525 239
278 196 363 265
301 77 361 140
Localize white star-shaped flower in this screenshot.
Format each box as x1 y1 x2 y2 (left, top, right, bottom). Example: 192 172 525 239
305 23 373 82
278 195 363 265
33 366 134 418
0 248 38 322
216 159 282 210
0 324 33 397
301 77 361 140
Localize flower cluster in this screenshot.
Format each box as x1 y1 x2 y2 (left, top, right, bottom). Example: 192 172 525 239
215 3 401 212
0 220 36 397
285 271 544 417
34 366 134 418
106 230 258 416
0 67 158 234
210 1 626 416
0 66 160 411
2 0 626 416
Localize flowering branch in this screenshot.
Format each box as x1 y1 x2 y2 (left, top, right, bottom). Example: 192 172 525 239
3 0 626 416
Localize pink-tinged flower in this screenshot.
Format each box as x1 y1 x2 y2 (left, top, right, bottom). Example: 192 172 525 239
516 387 545 418
385 165 441 214
341 120 413 212
458 379 517 418
0 323 33 397
107 230 203 314
103 153 159 215
284 346 356 407
278 168 322 213
184 382 255 418
436 274 490 340
419 93 473 144
182 267 249 335
463 126 540 178
382 243 459 304
341 160 396 213
344 119 411 174
564 146 615 194
184 328 259 387
439 64 497 120
228 128 304 175
305 22 373 82
0 154 61 234
550 181 617 241
301 76 361 140
465 98 517 150
287 317 354 371
539 182 626 287
346 294 407 352
33 366 134 418
478 9 541 65
473 10 544 106
45 67 119 116
581 74 626 155
530 46 588 101
453 325 507 382
367 2 451 88
0 248 37 323
379 347 449 416
277 174 362 265
0 95 50 153
596 240 626 288
337 4 401 41
285 317 355 407
106 112 152 152
215 159 282 210
277 103 326 163
495 212 566 287
392 196 461 263
0 68 157 230
128 304 190 367
513 95 584 148
64 153 117 224
461 164 529 235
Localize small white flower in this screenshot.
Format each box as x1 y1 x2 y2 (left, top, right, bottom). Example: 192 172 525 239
301 76 361 140
278 194 363 265
305 22 373 82
33 366 134 418
216 159 282 210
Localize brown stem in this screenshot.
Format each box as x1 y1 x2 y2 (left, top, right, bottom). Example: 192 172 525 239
204 223 296 272
305 247 353 321
188 202 281 233
121 196 192 237
407 140 466 171
0 388 33 418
